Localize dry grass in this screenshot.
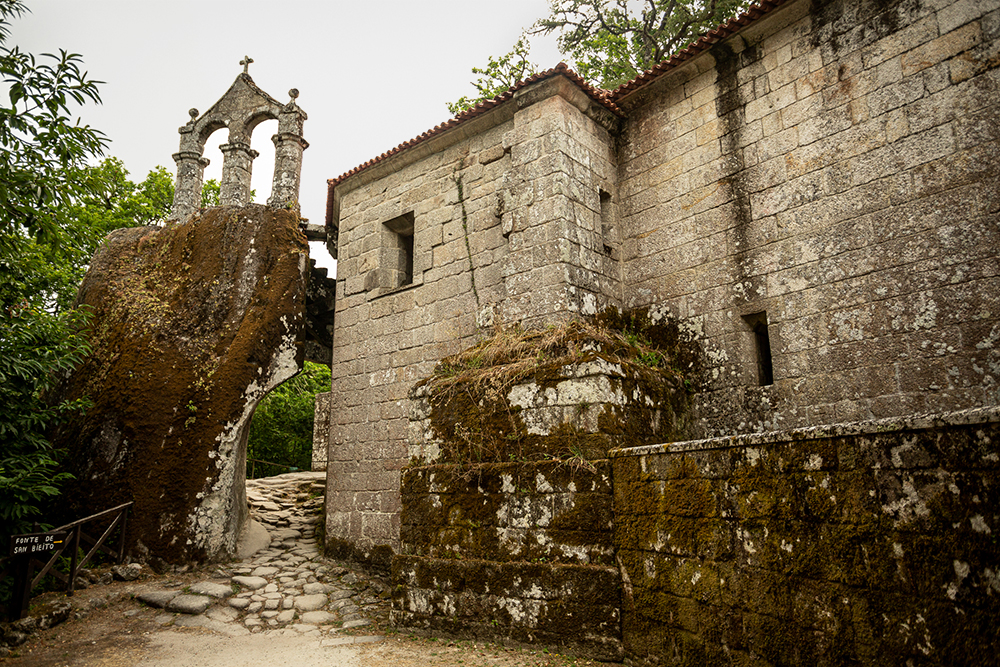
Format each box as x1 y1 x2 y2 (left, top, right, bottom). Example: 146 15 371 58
428 319 675 394
420 319 684 466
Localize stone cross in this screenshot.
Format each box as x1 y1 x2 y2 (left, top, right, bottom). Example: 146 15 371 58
240 56 254 74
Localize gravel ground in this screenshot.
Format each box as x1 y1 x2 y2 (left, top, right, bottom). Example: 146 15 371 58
1 472 621 667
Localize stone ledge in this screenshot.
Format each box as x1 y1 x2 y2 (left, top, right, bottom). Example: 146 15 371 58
612 406 1000 457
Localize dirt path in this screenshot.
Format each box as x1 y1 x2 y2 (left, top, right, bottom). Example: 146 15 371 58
1 587 607 667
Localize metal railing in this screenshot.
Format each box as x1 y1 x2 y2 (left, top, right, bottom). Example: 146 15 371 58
246 457 301 479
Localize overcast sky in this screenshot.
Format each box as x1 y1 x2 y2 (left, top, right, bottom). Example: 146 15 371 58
12 0 565 269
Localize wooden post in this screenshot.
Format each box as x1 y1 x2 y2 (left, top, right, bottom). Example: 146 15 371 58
117 506 129 564
67 526 80 596
10 557 31 621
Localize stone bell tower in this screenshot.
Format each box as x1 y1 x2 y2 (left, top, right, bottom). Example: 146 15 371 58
169 57 308 221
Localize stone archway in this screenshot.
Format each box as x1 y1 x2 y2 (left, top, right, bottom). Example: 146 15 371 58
170 59 308 221
50 65 327 567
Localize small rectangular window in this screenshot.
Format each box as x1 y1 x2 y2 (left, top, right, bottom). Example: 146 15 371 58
382 213 414 289
742 312 774 386
599 189 614 255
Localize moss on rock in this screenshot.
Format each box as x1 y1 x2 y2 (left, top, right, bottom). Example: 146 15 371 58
51 205 307 564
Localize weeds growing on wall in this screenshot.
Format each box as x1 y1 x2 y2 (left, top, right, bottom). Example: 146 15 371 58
422 314 689 466
432 319 678 388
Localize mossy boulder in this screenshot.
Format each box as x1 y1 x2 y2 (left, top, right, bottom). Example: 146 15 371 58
51 205 307 564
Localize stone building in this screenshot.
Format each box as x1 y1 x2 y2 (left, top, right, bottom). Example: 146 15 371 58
321 0 999 660
323 0 999 566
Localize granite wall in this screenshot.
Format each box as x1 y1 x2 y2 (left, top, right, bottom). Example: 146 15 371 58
612 407 1000 666
325 76 620 562
392 461 622 661
615 0 1000 436
324 0 1000 568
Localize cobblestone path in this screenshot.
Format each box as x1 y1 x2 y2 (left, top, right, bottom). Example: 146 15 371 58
134 471 390 643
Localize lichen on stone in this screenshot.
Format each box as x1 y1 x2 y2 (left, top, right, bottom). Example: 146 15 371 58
51 205 308 565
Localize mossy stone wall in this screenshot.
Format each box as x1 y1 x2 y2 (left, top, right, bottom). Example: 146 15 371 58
400 460 614 565
393 458 622 660
612 408 1000 666
392 555 622 660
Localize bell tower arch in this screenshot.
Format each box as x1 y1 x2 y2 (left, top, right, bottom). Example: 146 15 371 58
170 57 308 220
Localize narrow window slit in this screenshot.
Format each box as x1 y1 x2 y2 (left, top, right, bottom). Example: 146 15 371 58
742 312 774 386
599 189 614 256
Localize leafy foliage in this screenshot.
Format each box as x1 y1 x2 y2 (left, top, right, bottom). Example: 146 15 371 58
200 178 221 207
41 158 173 311
0 159 174 316
534 0 751 89
447 36 538 115
0 0 106 555
448 0 749 110
71 157 173 231
56 163 238 311
199 178 256 207
1 221 88 316
0 0 107 254
0 307 90 534
246 361 331 479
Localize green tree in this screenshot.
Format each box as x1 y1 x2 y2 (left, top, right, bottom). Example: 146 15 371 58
34 162 254 313
0 2 106 252
3 158 175 315
0 308 90 534
0 0 105 549
448 0 749 111
72 157 173 232
447 36 538 115
246 361 331 479
201 178 221 207
44 158 174 311
199 178 256 207
535 0 750 89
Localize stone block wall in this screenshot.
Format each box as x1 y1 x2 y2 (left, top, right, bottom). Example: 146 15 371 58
612 407 1000 666
393 556 622 660
615 0 1000 437
311 391 331 471
326 78 621 563
326 115 513 566
498 77 623 324
325 0 1000 571
389 319 698 660
392 460 623 660
399 461 615 565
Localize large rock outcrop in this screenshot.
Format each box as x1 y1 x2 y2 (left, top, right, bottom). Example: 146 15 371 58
52 205 307 564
